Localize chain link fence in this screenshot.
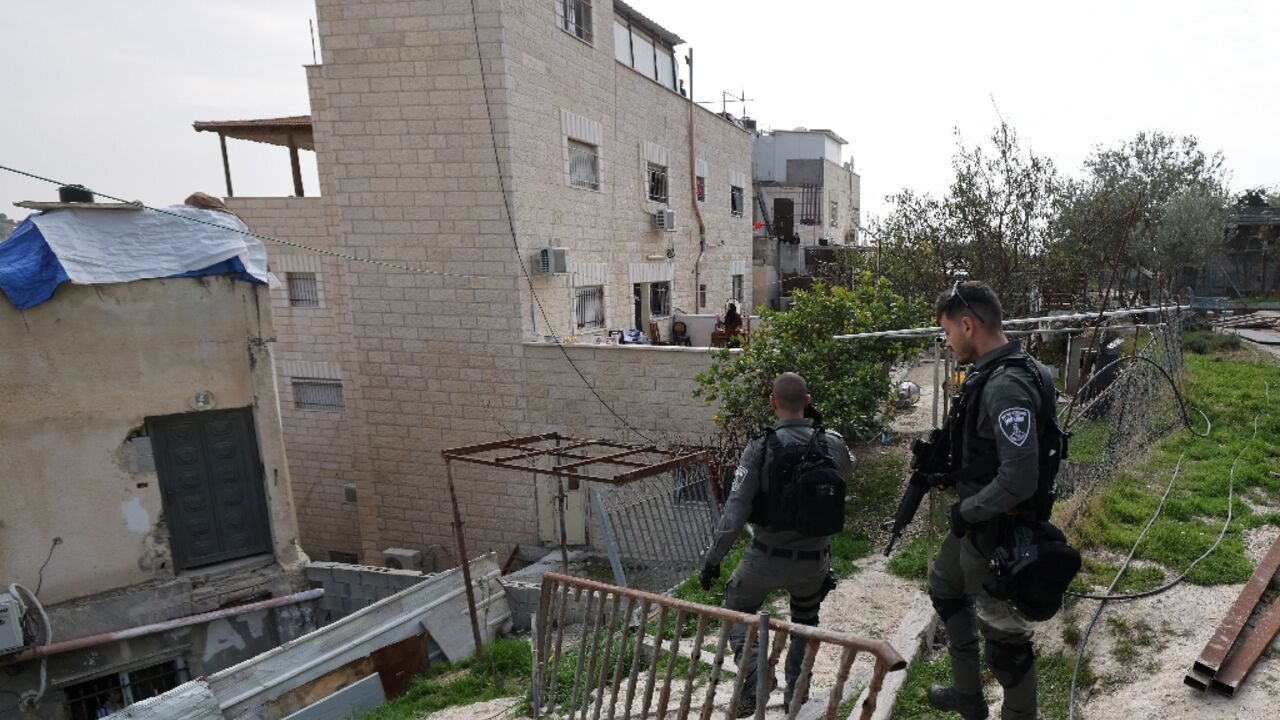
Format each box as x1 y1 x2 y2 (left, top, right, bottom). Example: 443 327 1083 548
1048 312 1188 527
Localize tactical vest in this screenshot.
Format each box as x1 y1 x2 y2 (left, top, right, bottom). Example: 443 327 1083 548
748 426 847 537
944 351 1067 521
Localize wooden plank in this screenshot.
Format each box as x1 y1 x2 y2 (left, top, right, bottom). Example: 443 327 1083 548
282 673 385 720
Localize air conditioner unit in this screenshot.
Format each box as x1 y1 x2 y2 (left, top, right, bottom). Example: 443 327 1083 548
652 209 677 232
382 547 424 572
532 247 569 275
0 593 25 656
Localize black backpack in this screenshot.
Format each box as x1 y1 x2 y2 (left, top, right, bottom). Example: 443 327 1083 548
748 426 847 537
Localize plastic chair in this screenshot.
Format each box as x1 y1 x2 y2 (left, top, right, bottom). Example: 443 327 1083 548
672 321 693 346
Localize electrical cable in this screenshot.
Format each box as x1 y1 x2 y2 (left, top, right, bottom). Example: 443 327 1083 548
33 538 60 598
8 583 51 710
465 0 653 443
0 165 514 281
1066 412 1260 719
1060 354 1211 437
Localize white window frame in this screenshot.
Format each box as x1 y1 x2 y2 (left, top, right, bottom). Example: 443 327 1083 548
647 163 669 203
567 139 600 191
730 186 744 217
732 274 744 303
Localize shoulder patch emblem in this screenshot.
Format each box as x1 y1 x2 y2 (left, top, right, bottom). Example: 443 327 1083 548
732 465 748 492
998 407 1032 447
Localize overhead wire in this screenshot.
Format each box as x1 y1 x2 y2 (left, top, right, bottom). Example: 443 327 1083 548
464 0 653 443
0 165 514 281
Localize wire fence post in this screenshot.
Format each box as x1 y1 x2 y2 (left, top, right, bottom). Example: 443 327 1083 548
755 612 769 720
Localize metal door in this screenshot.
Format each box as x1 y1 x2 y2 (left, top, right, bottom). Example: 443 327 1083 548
149 408 272 570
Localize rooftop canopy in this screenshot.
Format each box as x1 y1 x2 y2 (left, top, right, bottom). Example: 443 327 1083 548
192 116 314 197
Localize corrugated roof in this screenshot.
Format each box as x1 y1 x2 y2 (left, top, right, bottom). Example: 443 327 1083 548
613 0 684 46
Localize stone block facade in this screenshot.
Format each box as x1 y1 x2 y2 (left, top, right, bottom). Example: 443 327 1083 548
226 0 748 566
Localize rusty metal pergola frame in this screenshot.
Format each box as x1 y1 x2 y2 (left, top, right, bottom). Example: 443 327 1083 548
440 433 709 661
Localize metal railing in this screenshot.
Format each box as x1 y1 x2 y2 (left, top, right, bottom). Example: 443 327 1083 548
531 572 906 720
591 464 719 593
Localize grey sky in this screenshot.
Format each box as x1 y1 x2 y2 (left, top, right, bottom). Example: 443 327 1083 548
2 1 1277 226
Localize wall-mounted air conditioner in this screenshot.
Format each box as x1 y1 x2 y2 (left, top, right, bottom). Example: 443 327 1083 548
382 547 424 572
652 209 677 232
532 247 569 275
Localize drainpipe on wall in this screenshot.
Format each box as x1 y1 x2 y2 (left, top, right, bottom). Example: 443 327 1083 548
685 48 707 312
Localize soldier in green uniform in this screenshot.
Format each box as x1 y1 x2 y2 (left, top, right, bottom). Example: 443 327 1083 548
927 282 1053 720
700 372 855 717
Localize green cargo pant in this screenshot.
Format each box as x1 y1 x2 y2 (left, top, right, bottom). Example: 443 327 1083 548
928 530 1037 720
724 546 828 701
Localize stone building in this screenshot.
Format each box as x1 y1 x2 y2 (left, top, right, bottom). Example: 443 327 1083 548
751 128 861 311
196 0 754 567
0 205 312 720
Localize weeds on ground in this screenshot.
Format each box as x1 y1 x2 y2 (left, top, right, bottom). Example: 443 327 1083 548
1182 330 1241 355
890 648 1092 720
358 637 530 720
1071 352 1280 590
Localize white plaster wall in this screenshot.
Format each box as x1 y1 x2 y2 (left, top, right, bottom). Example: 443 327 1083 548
0 278 302 605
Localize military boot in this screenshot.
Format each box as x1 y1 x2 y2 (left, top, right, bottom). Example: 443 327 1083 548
927 685 989 720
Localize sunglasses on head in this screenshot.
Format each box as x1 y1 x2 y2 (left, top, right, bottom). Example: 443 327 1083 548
950 281 986 326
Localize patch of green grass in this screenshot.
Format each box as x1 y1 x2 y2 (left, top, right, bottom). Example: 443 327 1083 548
1067 419 1110 466
891 649 1092 720
359 636 530 720
1069 352 1280 588
1107 616 1158 665
1183 330 1241 355
1069 557 1166 595
887 537 930 580
890 652 961 720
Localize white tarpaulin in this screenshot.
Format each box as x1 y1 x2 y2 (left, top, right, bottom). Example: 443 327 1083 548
30 205 275 286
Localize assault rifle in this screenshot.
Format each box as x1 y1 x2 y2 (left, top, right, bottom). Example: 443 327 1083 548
882 426 952 556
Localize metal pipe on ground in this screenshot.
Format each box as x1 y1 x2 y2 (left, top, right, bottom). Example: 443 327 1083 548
0 588 323 668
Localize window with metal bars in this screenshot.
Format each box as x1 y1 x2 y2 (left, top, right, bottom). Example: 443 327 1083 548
575 285 604 329
650 281 671 317
647 164 668 203
63 658 190 720
673 466 710 507
830 200 839 228
730 186 744 217
732 274 744 303
560 0 592 43
286 272 319 307
568 140 600 190
292 377 345 411
698 284 707 309
695 175 705 202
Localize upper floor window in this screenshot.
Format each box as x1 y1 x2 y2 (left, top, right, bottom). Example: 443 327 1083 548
613 17 677 91
732 274 744 303
648 164 669 203
830 200 839 228
730 186 744 217
560 0 593 43
696 175 706 202
568 140 600 190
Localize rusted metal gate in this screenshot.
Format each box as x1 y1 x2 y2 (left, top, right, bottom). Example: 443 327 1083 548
591 462 720 593
530 572 906 720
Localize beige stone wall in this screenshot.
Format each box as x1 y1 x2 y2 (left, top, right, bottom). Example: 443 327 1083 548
230 196 364 561
0 278 303 605
502 0 753 339
272 0 748 565
522 343 720 444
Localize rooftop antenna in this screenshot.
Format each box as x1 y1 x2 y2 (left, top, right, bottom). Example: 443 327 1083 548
695 88 754 117
309 19 318 64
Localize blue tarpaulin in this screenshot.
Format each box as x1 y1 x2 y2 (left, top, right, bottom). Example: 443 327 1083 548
0 208 270 310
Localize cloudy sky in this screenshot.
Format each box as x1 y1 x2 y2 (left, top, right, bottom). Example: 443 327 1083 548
2 1 1277 224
